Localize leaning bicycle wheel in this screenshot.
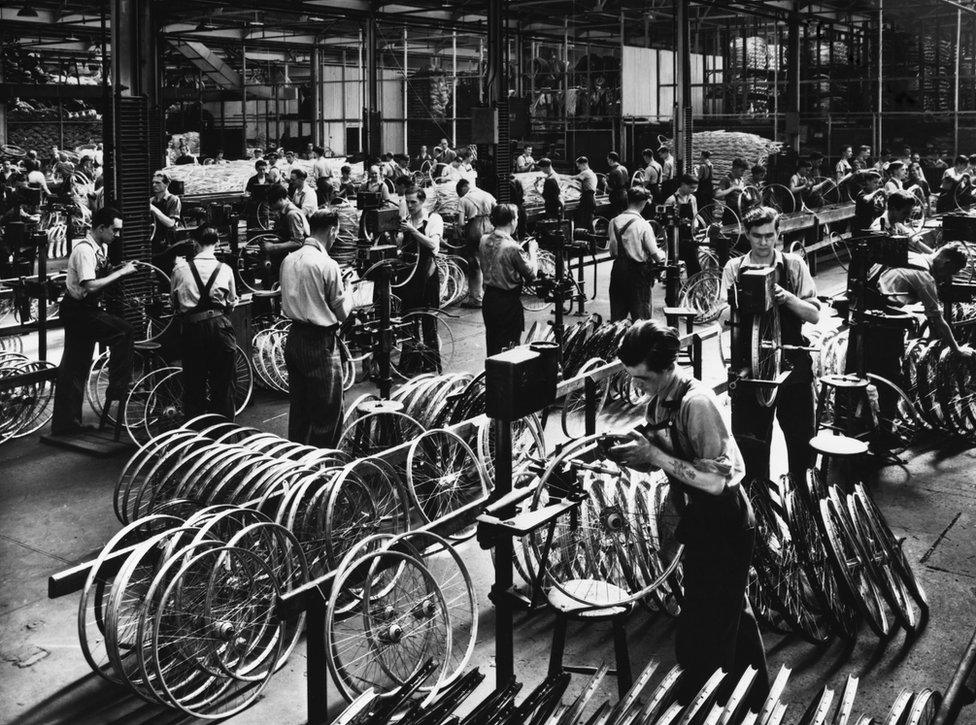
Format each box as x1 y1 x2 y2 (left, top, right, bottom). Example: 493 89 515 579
560 357 610 439
124 367 182 446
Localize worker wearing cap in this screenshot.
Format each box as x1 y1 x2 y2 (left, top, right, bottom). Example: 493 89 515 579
171 226 238 420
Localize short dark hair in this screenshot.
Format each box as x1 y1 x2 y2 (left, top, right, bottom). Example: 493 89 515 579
617 320 682 373
309 208 340 233
537 158 553 170
797 159 812 169
968 154 976 166
405 186 426 202
842 145 853 153
290 167 308 181
395 175 412 188
935 241 968 274
626 186 650 204
751 165 767 176
886 189 916 213
197 226 220 246
956 155 970 165
642 148 654 159
700 150 711 158
255 160 268 170
679 173 699 186
743 205 780 231
489 203 517 227
24 159 41 173
732 157 749 169
341 165 351 174
456 179 471 194
575 156 588 165
313 145 325 155
607 151 620 163
268 184 289 204
91 206 122 230
153 171 171 185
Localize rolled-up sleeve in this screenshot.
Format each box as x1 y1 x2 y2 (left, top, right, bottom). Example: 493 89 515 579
680 393 743 486
790 257 819 305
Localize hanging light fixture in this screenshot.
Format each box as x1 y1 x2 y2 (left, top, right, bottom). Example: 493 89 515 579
17 4 39 17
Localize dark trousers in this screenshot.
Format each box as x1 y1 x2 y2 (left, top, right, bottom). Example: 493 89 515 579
400 270 442 373
52 296 134 433
676 524 769 711
609 257 653 322
285 324 344 448
731 368 816 483
482 286 525 356
678 231 701 277
575 190 596 231
181 314 237 421
846 325 906 430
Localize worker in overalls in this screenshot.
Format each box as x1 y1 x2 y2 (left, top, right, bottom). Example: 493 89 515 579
720 206 820 484
398 186 443 372
170 226 238 420
664 174 701 279
51 206 137 434
608 186 666 322
609 319 769 711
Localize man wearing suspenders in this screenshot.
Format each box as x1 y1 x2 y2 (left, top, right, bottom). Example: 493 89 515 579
609 320 768 711
720 207 820 484
608 186 665 322
171 227 239 420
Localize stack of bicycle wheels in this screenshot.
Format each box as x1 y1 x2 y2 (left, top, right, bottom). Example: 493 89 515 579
0 351 56 444
749 472 928 645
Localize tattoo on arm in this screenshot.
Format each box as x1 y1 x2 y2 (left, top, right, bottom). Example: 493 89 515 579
670 459 697 481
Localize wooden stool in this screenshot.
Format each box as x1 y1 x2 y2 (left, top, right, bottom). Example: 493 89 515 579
809 432 868 490
816 373 874 440
663 306 697 335
547 579 634 698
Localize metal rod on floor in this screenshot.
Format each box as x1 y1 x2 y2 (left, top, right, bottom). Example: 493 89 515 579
934 621 976 725
491 417 515 687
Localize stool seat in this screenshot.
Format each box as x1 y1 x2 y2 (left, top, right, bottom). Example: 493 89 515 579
357 399 404 415
809 432 869 459
663 306 697 319
819 373 869 390
134 340 161 352
547 579 631 618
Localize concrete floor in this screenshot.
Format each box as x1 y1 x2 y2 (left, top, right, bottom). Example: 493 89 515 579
1 256 975 724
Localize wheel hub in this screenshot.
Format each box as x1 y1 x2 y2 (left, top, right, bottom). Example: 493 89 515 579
378 623 404 643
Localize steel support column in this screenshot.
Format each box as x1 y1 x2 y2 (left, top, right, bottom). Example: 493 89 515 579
785 2 801 152
673 0 692 175
364 13 381 159
311 43 322 147
486 0 509 201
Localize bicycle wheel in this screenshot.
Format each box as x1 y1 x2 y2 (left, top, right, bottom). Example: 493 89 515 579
819 493 891 638
337 409 426 458
865 373 926 448
237 235 280 294
325 550 452 703
124 367 182 446
905 690 940 725
143 369 185 443
406 429 489 540
851 482 928 611
391 312 455 379
678 270 723 325
751 305 782 407
883 689 914 725
762 184 798 214
233 346 253 414
560 357 610 439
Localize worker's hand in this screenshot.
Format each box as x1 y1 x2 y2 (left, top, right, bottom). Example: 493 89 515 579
606 429 661 473
258 238 271 254
954 344 975 358
772 284 794 306
117 261 138 277
526 239 539 253
399 219 416 234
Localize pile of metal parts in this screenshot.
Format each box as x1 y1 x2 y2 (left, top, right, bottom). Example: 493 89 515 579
76 413 488 718
0 350 55 444
334 660 941 724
